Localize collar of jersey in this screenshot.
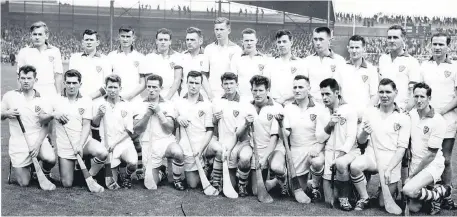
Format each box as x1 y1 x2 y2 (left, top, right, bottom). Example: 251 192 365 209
376 103 401 112
61 88 83 98
103 95 125 102
346 58 368 68
241 52 263 57
313 49 335 59
213 40 237 47
428 56 452 64
182 93 204 102
274 55 298 60
221 92 240 102
183 48 204 55
292 96 315 107
143 95 165 103
15 89 41 98
82 51 101 58
28 42 53 50
117 45 134 53
250 97 274 106
415 106 435 118
153 49 177 56
386 49 410 57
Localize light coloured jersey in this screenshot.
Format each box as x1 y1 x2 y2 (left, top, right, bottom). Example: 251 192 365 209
180 49 210 97
230 52 270 99
17 45 63 86
92 97 134 142
265 56 304 100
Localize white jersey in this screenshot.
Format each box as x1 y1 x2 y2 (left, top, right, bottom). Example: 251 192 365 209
230 52 270 99
265 56 304 100
180 49 210 98
92 97 134 142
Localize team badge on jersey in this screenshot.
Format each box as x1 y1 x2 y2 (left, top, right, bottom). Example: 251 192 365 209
258 64 265 71
121 110 127 118
310 114 316 121
399 65 406 72
233 110 239 117
423 126 429 134
200 61 203 67
133 61 139 68
267 113 273 121
291 67 297 74
361 75 368 83
96 66 102 73
198 110 205 117
35 105 41 113
339 117 346 125
330 65 336 72
444 70 451 78
394 123 401 131
78 108 85 115
170 62 176 69
48 56 54 62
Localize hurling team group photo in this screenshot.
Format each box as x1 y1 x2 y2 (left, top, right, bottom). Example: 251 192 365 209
1 0 457 216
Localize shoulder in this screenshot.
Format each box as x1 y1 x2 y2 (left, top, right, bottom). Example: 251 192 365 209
334 54 346 62
2 90 17 100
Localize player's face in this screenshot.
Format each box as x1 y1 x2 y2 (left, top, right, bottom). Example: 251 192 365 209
30 27 48 47
187 76 202 95
387 29 404 52
214 23 230 40
82 34 99 52
276 35 292 55
146 80 162 99
251 84 269 103
348 40 365 60
413 88 430 110
242 33 257 52
118 31 134 48
186 33 202 51
431 36 448 57
64 76 81 96
313 31 330 53
320 87 338 107
18 71 37 90
156 33 171 52
222 79 238 95
106 81 121 99
293 79 309 100
378 84 397 106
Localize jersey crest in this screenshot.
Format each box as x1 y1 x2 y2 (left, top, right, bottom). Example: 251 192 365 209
133 61 139 68
35 105 41 113
291 67 297 74
339 117 346 125
394 123 401 131
198 110 205 117
121 110 127 118
78 108 85 115
170 62 176 69
96 66 102 73
310 114 316 121
361 75 368 83
233 110 239 117
267 113 273 121
200 61 203 67
444 70 451 78
48 56 54 62
399 65 406 72
258 64 265 71
423 126 429 134
330 64 336 72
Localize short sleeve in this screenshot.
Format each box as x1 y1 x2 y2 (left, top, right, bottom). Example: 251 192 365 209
1 91 12 111
82 98 93 120
368 66 379 96
283 105 292 130
123 106 134 133
16 48 26 73
163 102 177 119
53 48 64 74
204 103 214 128
229 54 240 74
68 54 77 70
397 113 411 149
201 55 210 73
408 58 421 83
428 115 446 150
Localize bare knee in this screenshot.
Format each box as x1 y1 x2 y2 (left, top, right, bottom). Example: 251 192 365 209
94 148 108 161
310 156 324 170
402 184 419 198
61 178 73 188
17 177 30 187
42 153 57 166
238 147 252 165
170 144 184 162
335 158 349 173
269 161 285 176
349 161 364 176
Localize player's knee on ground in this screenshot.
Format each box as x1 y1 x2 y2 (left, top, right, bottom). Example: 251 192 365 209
186 171 200 188
269 151 286 176
408 199 422 213
59 158 75 188
16 168 31 187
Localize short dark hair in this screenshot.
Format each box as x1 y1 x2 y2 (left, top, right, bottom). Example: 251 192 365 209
146 74 163 87
82 29 99 40
250 75 270 90
156 28 173 40
387 25 406 38
319 78 340 92
294 75 310 83
214 17 231 27
348 35 366 46
220 72 238 83
242 28 256 36
105 74 122 86
186 27 203 38
431 32 451 46
119 26 134 35
314 27 332 37
30 21 48 33
413 82 432 97
275 29 293 41
64 69 82 83
187 71 203 83
378 78 397 91
18 65 37 78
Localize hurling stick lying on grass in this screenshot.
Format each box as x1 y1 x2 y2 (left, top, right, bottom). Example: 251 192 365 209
250 124 273 203
102 118 120 190
62 127 104 193
277 119 311 203
16 116 56 191
184 127 219 196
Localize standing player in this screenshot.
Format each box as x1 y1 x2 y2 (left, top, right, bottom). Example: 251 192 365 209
204 17 242 99
302 27 345 105
91 75 138 189
230 28 270 100
350 78 410 211
282 75 326 201
144 28 183 101
378 25 421 111
235 75 287 196
40 70 108 187
68 29 111 99
1 65 56 186
402 82 450 215
180 27 212 100
175 71 222 189
340 35 379 120
420 32 457 209
17 21 63 99
264 29 304 105
316 78 358 210
133 74 186 190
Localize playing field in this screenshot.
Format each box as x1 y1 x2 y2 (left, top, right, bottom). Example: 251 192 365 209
1 63 456 216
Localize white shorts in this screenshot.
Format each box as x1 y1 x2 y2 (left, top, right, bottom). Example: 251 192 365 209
442 110 457 138
142 136 177 169
251 142 285 170
411 158 444 184
358 147 401 184
57 137 91 160
290 146 312 176
110 139 137 168
183 154 206 172
228 140 252 169
9 133 53 168
323 148 362 180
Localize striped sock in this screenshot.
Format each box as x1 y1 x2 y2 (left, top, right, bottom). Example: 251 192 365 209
211 158 223 186
434 184 451 198
417 188 440 201
89 157 105 176
126 165 136 177
310 166 324 188
351 173 368 199
172 160 184 181
236 168 250 186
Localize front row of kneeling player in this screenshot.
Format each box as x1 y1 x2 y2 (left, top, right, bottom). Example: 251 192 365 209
1 65 453 214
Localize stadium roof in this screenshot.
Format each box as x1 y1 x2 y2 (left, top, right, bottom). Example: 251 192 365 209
232 1 334 22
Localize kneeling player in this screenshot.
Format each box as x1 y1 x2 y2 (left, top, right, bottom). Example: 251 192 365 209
91 75 138 189
350 78 410 211
283 75 326 201
176 71 223 190
41 70 107 187
134 74 186 190
236 75 287 196
1 65 57 186
317 78 358 210
402 83 451 215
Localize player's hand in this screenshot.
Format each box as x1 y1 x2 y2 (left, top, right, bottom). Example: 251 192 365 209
384 168 392 185
309 147 320 158
213 111 223 122
74 145 83 156
108 143 115 153
245 114 254 125
97 105 106 117
328 113 340 127
29 144 41 158
362 121 373 134
148 103 160 114
53 112 69 125
177 117 190 128
259 159 268 170
274 114 284 125
3 108 20 119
